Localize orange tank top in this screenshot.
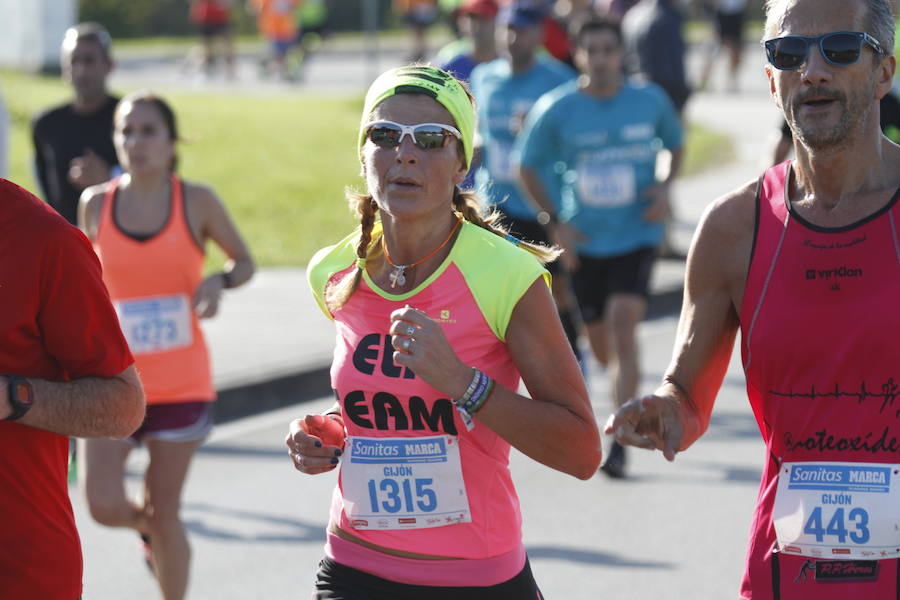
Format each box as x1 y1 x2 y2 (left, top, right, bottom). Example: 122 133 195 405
94 175 215 404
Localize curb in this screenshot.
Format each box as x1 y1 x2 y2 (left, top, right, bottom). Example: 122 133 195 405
213 365 333 424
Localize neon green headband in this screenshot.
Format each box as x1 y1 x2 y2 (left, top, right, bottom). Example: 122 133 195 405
358 65 475 169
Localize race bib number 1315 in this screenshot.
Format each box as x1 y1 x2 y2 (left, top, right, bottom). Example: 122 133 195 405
340 435 471 531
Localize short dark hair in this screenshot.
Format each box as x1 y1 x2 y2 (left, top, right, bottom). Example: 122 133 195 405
571 17 623 48
62 22 113 60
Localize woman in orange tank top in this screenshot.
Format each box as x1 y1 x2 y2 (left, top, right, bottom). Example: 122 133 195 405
77 91 255 600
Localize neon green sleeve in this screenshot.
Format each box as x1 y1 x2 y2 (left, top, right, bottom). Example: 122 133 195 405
307 228 363 320
453 224 551 342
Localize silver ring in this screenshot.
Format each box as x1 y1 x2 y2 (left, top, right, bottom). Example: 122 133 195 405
406 324 416 337
400 337 412 352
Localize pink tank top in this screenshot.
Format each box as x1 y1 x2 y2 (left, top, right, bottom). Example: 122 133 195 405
94 176 214 404
308 221 548 585
739 162 900 599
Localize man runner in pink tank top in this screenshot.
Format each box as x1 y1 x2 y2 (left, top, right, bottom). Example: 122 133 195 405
606 0 900 597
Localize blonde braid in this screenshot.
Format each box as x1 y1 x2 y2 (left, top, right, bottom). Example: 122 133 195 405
326 193 380 311
452 187 561 265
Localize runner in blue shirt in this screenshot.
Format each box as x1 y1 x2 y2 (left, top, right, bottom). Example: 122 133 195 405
437 0 499 84
469 0 580 354
470 2 574 227
517 17 683 478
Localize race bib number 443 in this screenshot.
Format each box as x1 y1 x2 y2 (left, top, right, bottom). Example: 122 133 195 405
774 462 900 559
340 435 471 530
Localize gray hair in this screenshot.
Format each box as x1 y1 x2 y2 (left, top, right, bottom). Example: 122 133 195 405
764 0 895 56
62 22 113 59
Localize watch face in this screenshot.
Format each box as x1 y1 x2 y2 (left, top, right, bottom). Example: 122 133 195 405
13 381 33 406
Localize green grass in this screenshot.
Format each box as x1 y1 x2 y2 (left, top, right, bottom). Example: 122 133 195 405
682 121 734 176
2 69 732 268
2 69 364 269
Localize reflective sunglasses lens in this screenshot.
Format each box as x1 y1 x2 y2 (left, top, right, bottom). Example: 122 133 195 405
369 125 403 148
412 126 449 150
822 33 863 65
769 37 808 69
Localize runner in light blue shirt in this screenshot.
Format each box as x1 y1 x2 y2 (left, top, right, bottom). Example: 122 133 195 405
469 2 575 224
469 0 582 366
517 68 682 257
517 17 683 479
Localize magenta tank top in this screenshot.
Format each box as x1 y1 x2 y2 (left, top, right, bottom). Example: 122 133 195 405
307 221 549 585
738 162 900 598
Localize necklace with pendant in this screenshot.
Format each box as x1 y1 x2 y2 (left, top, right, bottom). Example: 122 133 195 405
382 216 462 289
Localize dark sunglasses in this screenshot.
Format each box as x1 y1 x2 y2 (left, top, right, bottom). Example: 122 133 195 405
764 31 885 71
365 120 462 150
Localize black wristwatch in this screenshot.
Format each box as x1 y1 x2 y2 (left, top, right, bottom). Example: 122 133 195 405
4 375 34 421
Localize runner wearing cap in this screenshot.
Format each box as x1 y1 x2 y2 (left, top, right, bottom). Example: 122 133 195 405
286 64 600 599
437 0 499 84
469 1 583 365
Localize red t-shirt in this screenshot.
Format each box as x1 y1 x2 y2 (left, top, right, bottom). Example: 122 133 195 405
191 0 231 26
0 179 134 599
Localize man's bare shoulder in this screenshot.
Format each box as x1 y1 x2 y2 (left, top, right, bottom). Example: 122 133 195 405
697 178 758 244
687 178 759 296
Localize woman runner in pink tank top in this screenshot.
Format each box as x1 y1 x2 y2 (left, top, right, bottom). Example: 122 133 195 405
77 91 255 600
285 65 601 599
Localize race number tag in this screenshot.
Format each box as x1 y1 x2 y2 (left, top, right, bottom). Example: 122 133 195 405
774 461 900 559
341 435 471 530
115 294 193 355
486 140 516 183
576 158 636 208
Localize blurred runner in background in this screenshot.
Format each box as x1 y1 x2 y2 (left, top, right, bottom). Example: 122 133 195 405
189 0 236 78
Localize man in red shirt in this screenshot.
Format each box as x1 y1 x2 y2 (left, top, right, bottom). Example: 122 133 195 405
0 178 145 599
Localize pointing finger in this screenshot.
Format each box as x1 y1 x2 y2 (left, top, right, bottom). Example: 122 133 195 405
603 397 644 435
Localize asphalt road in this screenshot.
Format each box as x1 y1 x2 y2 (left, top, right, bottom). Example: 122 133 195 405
73 314 765 600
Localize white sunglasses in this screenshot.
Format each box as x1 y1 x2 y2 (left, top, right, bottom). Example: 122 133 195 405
364 120 462 150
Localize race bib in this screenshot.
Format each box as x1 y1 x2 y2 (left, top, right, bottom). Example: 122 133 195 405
486 140 516 183
576 158 636 208
341 435 471 530
773 461 900 560
115 294 193 355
